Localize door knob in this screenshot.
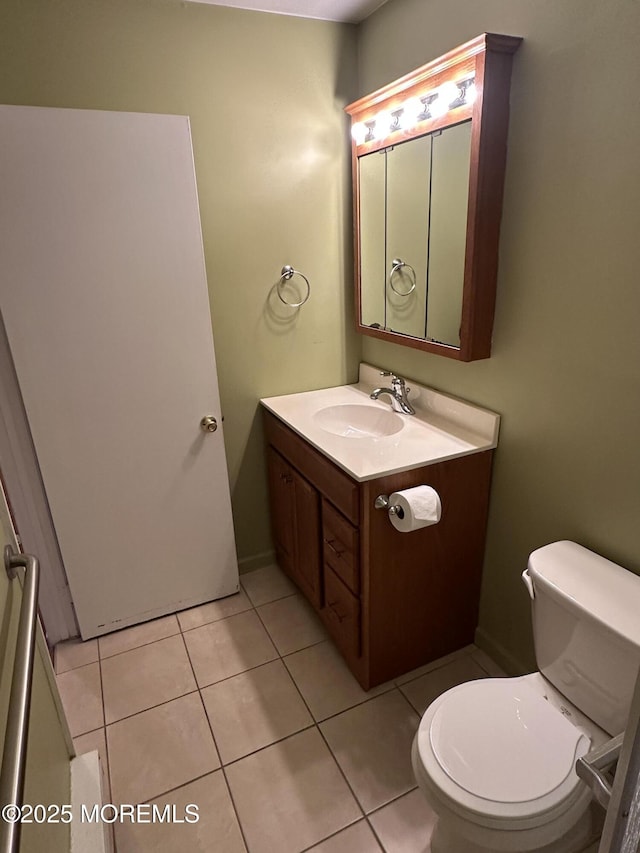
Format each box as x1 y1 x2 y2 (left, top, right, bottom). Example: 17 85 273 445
200 415 218 433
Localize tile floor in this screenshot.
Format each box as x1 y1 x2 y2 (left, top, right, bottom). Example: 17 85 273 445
55 563 504 853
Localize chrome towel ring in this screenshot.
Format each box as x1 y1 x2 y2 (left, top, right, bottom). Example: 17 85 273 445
389 258 417 296
276 265 311 308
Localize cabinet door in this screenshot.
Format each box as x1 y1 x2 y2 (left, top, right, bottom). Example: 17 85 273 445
292 469 322 609
266 447 296 579
266 447 322 609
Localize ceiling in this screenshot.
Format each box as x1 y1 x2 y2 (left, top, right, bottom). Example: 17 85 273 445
186 0 389 24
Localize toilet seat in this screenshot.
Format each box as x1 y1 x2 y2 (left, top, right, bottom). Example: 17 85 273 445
415 677 591 830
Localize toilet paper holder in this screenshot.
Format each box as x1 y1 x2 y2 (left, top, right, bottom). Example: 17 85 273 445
374 494 404 518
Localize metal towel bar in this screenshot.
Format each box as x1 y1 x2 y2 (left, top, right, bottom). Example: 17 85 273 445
0 546 40 853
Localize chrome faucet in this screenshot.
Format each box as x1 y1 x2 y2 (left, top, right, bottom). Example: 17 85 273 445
370 371 416 415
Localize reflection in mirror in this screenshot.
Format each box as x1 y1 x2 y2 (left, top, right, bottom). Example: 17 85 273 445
347 33 522 361
359 150 385 329
359 123 471 346
386 134 430 339
428 121 471 346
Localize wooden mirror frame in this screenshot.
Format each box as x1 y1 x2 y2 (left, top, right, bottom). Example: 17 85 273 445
346 33 522 361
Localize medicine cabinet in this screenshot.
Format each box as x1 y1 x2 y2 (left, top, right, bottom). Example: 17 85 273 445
346 33 522 361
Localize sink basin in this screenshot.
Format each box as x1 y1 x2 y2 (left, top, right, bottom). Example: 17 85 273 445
261 363 500 479
313 404 404 439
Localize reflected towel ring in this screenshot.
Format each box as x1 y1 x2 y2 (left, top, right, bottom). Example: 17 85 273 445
389 258 417 296
276 265 311 308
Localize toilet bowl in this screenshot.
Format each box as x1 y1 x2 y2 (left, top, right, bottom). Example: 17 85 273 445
412 541 640 853
412 674 603 852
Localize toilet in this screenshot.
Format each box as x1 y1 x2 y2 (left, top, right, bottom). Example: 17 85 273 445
412 540 640 853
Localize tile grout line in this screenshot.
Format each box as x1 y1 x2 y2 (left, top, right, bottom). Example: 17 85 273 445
100 627 251 848
82 640 331 744
56 657 99 676
196 577 426 849
211 580 373 849
206 581 332 850
101 688 200 728
393 646 479 688
97 626 209 850
97 628 181 662
252 578 430 851
64 626 439 730
279 654 425 729
250 584 377 845
179 602 252 853
62 634 479 685
257 594 376 852
251 591 329 660
59 582 334 672
303 670 421 848
298 816 386 853
364 816 390 853
362 785 424 853
97 645 117 853
126 769 231 811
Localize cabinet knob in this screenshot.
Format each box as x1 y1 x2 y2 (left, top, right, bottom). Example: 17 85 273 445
327 600 346 623
324 538 344 557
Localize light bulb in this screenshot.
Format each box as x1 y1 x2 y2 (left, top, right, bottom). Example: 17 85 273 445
438 81 461 108
465 82 477 105
351 122 367 145
399 98 422 130
372 111 392 140
429 95 448 119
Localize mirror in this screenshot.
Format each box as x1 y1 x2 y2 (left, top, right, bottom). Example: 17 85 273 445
346 33 522 361
360 121 471 346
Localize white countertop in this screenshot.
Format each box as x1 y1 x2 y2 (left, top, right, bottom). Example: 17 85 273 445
260 363 500 482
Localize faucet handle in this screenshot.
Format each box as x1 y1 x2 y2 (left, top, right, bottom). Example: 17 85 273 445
381 370 406 388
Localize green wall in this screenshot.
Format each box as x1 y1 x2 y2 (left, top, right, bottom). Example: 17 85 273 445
0 0 359 569
358 0 640 669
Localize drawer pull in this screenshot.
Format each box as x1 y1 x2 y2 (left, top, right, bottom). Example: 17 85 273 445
327 600 347 623
324 538 345 557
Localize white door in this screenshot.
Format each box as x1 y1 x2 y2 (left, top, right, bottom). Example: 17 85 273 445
0 105 239 638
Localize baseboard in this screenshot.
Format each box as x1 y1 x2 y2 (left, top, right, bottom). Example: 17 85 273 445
237 549 276 575
474 626 528 676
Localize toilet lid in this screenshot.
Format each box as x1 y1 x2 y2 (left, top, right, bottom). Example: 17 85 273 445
429 680 589 805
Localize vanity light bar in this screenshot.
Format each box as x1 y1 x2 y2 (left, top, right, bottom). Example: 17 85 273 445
351 75 476 145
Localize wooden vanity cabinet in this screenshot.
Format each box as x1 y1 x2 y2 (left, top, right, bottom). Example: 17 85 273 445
263 409 494 690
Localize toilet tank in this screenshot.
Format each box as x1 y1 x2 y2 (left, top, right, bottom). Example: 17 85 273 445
524 540 640 736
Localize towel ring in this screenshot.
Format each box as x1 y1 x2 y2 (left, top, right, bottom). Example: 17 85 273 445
389 258 417 296
276 265 311 308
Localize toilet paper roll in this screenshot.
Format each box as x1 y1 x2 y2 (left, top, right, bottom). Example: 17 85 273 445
388 485 441 533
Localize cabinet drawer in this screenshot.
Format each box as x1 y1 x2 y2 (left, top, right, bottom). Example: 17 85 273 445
322 499 359 595
262 410 359 524
321 567 360 661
